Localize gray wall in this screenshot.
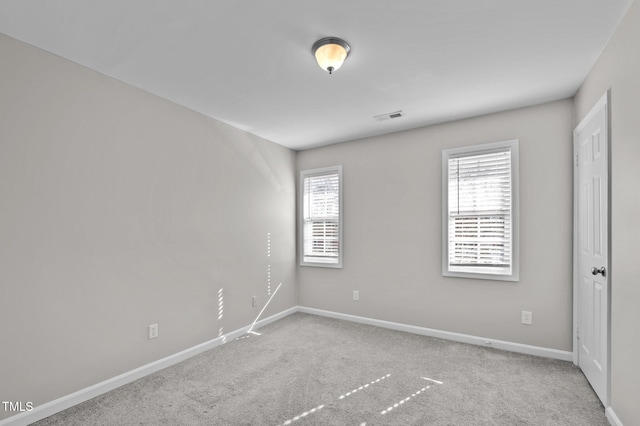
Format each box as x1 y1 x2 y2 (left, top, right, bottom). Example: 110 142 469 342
574 0 640 423
4 1 639 420
297 99 574 351
0 34 297 421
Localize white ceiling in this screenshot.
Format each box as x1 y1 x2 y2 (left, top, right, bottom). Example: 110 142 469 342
0 1 633 150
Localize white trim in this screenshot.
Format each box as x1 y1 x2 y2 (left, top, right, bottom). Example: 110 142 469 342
573 120 579 366
299 165 343 269
298 306 573 361
1 304 577 426
441 139 520 282
0 307 298 426
574 92 609 134
572 90 611 403
606 407 623 426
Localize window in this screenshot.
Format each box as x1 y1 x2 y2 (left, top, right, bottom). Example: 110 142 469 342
300 166 343 268
442 140 519 281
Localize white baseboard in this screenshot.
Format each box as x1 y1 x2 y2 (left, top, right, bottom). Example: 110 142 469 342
1 305 576 425
606 407 624 426
298 306 574 362
0 306 297 426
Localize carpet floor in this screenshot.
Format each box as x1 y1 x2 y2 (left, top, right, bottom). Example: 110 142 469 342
33 312 607 425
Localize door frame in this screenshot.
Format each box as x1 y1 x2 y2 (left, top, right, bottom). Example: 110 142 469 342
572 90 611 406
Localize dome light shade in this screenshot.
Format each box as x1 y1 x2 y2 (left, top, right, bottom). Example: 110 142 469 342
312 37 350 74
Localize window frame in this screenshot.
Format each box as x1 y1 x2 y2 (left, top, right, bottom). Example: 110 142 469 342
442 140 519 281
299 165 343 268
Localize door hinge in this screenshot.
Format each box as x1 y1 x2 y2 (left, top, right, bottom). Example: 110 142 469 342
575 154 579 167
576 327 580 339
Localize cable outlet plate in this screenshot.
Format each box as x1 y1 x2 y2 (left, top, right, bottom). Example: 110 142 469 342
353 290 359 301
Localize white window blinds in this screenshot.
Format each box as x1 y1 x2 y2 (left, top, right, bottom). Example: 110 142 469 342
443 140 519 280
301 167 342 266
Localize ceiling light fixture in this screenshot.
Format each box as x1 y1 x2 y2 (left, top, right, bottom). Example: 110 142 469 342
312 37 350 74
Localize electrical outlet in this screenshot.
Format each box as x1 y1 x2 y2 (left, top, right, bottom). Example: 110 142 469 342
252 296 258 307
521 311 533 325
148 323 159 339
353 290 359 301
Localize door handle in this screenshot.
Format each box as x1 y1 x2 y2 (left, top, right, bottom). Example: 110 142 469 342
591 266 606 277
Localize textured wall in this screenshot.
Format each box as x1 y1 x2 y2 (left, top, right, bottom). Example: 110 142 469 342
298 99 574 351
0 34 297 421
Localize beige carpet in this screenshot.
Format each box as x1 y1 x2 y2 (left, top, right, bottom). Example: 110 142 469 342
33 312 607 425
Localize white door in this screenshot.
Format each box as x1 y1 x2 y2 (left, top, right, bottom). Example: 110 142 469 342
573 92 609 406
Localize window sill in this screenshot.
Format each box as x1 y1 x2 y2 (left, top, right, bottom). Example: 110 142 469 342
443 268 519 282
300 260 343 269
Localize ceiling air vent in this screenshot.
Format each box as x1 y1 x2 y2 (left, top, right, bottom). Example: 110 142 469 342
373 110 404 121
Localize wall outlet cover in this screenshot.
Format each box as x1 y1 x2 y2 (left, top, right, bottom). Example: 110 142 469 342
148 323 159 339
